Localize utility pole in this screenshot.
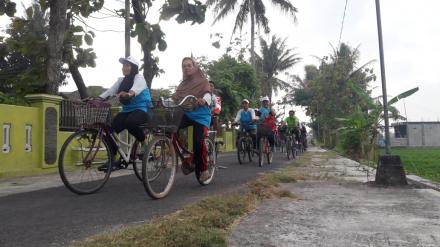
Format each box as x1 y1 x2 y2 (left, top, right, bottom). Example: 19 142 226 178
375 0 390 154
125 0 130 57
374 0 407 186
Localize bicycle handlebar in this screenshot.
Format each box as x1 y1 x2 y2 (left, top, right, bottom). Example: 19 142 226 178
160 95 198 108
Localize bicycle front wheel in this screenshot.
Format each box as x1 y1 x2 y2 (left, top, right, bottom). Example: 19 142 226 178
237 137 247 164
58 129 112 195
258 137 265 167
142 136 176 199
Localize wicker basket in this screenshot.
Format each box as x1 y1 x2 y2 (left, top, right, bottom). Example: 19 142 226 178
73 100 111 127
145 107 184 132
257 123 273 136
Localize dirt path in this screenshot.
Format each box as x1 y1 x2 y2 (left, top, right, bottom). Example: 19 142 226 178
229 147 440 247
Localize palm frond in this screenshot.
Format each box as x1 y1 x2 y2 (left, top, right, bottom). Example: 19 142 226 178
232 0 250 34
212 0 239 24
270 0 298 22
254 0 270 33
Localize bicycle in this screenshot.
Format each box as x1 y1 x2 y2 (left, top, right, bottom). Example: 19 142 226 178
286 132 297 160
235 128 255 164
257 123 273 167
58 99 147 195
140 95 217 199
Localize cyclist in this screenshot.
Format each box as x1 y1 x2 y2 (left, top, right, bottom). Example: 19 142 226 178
257 96 276 151
300 122 308 150
99 56 152 171
209 80 221 130
233 99 257 150
278 121 288 149
173 57 212 182
285 110 300 141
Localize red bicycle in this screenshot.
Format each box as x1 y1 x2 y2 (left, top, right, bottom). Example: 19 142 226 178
140 95 217 199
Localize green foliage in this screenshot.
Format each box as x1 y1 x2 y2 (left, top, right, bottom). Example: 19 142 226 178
0 0 16 17
289 43 376 149
206 55 259 121
161 0 206 24
1 3 51 98
257 35 301 100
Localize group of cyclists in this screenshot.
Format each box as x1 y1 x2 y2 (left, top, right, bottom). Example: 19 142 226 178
233 97 307 154
97 55 307 182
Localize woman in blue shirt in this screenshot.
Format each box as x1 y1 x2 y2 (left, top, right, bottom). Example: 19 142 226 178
173 57 212 182
100 56 152 144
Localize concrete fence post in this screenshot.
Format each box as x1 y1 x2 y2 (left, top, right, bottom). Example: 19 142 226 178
25 94 62 168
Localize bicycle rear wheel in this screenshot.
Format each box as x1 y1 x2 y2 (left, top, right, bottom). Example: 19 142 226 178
131 140 143 181
142 136 176 199
196 137 216 185
237 138 247 164
58 129 112 195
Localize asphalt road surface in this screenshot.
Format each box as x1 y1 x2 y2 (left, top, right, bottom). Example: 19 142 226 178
0 151 296 247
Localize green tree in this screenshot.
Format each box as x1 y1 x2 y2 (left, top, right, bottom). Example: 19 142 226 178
129 0 207 89
257 35 300 101
206 54 259 122
290 43 376 147
0 0 16 16
207 0 298 67
0 1 101 99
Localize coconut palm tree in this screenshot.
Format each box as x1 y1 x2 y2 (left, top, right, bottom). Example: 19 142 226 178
257 35 301 101
207 0 298 67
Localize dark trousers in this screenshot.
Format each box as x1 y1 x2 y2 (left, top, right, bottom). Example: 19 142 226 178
112 110 148 142
257 131 275 148
239 128 257 149
179 115 208 172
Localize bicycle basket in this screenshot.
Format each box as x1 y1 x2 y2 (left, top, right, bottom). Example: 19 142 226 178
146 107 184 132
257 123 273 136
73 100 111 127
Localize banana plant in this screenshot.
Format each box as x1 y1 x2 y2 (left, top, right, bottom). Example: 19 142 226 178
337 81 418 159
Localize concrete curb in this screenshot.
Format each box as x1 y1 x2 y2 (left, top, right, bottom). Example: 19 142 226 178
406 174 440 192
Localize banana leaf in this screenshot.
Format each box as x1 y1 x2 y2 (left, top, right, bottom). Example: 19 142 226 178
388 87 419 105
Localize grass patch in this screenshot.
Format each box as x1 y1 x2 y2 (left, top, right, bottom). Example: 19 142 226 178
73 165 303 247
383 148 440 183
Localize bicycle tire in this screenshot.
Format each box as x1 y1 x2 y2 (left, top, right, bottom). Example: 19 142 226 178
258 137 265 167
248 137 254 162
266 141 273 165
58 129 112 195
142 136 177 199
286 138 292 160
131 140 143 181
195 137 216 185
237 137 247 164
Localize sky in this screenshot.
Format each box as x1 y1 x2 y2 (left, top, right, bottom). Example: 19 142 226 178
2 0 440 122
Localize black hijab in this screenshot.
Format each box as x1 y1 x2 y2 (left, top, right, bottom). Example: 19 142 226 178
117 63 139 94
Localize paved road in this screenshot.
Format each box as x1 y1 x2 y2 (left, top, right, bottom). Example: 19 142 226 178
0 152 295 247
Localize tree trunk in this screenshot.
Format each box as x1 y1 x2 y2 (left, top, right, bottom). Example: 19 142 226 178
250 1 255 68
65 10 88 99
69 63 88 99
46 0 68 94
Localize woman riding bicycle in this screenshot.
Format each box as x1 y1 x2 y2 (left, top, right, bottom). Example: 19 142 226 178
233 99 257 151
173 57 212 182
99 56 152 170
257 96 276 151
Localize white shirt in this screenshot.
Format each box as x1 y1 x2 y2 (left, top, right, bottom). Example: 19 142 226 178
100 74 147 98
234 108 256 123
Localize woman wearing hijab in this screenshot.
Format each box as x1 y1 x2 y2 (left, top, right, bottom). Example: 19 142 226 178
99 56 152 170
173 57 212 182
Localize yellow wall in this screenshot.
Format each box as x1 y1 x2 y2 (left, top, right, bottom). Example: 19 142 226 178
0 99 238 179
0 104 42 177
